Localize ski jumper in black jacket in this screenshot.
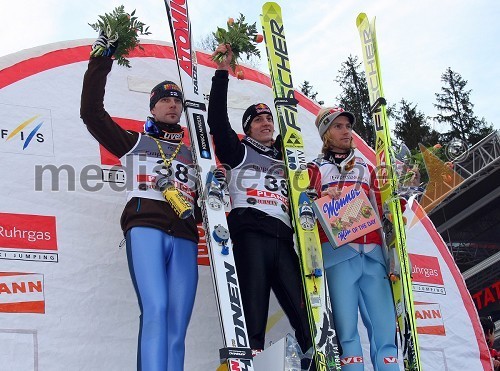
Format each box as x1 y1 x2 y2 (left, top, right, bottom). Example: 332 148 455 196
207 68 312 354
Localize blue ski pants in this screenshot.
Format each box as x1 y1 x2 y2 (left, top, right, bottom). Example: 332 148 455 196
126 227 198 371
322 242 399 371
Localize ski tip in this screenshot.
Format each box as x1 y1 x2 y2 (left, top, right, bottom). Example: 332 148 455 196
262 2 280 12
356 13 368 27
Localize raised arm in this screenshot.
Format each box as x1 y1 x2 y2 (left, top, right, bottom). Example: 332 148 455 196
80 42 138 158
207 44 245 168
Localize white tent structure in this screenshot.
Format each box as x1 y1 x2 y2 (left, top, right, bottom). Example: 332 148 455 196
0 41 492 370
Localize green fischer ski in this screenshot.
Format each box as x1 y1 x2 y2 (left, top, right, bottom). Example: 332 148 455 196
261 3 341 371
356 13 422 371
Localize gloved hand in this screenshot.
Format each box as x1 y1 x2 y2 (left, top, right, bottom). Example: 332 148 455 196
90 30 118 58
273 134 283 157
212 168 227 189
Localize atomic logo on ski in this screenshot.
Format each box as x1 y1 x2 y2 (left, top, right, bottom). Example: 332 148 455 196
163 0 254 369
168 1 192 76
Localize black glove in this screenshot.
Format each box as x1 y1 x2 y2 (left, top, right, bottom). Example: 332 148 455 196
273 134 284 157
91 31 118 58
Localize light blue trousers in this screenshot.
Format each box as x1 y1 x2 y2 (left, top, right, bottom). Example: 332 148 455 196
322 243 399 370
126 227 198 371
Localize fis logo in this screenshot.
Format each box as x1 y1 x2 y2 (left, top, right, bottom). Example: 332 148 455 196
1 115 44 149
0 105 53 156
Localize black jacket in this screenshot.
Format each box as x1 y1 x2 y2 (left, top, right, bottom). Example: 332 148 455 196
207 70 292 242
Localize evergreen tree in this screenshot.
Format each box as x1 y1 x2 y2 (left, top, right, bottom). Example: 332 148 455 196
434 67 493 146
393 99 441 150
299 81 324 106
335 55 375 148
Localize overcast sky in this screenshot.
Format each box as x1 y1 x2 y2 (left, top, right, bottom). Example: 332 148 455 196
2 0 499 134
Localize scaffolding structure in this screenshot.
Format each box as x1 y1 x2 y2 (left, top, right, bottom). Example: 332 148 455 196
427 131 499 322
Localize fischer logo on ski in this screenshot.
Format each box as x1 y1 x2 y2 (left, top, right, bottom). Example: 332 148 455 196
357 12 422 371
261 3 341 370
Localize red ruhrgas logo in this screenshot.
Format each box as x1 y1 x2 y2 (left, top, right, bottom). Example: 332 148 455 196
340 356 363 365
0 213 57 250
414 302 446 336
0 272 45 313
409 253 444 285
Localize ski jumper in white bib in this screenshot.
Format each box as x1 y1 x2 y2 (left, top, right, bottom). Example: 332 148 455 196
309 154 398 370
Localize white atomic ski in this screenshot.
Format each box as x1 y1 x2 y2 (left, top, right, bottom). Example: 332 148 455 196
162 1 254 369
261 3 341 371
356 12 422 371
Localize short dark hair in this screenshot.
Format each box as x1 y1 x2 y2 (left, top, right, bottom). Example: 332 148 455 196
241 103 273 133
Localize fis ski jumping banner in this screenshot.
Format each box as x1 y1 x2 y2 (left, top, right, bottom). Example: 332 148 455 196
0 40 490 371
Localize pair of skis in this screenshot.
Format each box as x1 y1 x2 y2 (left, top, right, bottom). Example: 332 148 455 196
162 0 253 370
261 5 422 371
356 13 422 371
261 3 341 371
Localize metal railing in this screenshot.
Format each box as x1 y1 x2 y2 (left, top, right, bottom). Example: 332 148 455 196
454 130 500 179
428 130 500 217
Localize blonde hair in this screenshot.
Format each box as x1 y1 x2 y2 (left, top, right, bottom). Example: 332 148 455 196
319 120 356 155
317 108 356 172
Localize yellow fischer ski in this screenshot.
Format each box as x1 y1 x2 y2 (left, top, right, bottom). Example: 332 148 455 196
356 12 422 371
261 3 341 370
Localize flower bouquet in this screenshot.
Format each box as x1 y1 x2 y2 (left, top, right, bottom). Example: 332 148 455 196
89 5 151 68
212 14 263 79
